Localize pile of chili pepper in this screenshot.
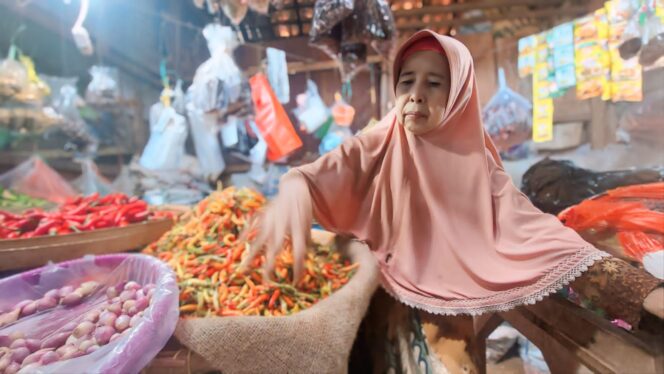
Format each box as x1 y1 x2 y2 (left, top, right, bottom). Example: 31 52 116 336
143 187 358 317
0 193 156 239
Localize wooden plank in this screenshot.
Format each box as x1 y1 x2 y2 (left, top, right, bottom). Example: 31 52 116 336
394 0 566 17
398 6 589 30
501 297 663 373
0 219 173 272
590 97 616 149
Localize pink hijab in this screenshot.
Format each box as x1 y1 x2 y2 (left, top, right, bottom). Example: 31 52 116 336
295 30 607 315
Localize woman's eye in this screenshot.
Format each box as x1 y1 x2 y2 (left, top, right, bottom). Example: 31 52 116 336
399 80 414 86
428 81 441 87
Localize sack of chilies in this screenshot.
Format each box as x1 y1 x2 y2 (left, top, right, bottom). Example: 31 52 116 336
0 254 179 373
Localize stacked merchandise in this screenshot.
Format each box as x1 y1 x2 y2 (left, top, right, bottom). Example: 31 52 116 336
606 0 643 102
574 9 611 100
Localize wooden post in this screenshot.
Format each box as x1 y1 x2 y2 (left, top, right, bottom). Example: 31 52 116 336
589 98 617 149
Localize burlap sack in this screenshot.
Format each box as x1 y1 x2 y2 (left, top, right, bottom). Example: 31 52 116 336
174 240 379 374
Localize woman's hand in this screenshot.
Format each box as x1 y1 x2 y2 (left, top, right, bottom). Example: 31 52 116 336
241 171 313 282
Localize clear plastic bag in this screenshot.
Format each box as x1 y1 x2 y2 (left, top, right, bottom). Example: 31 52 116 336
294 80 331 134
73 158 115 196
139 106 188 172
482 68 532 152
0 156 77 204
266 47 290 104
319 96 355 155
0 253 179 374
111 165 136 196
618 86 664 145
186 103 226 178
0 59 28 99
189 24 243 113
85 66 120 105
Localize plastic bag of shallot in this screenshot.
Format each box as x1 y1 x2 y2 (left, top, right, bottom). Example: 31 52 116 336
0 254 179 373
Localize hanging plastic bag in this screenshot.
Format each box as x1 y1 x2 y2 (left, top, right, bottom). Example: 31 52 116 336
73 157 115 196
250 73 302 161
85 65 120 105
140 106 188 172
482 68 533 152
0 58 27 99
189 24 243 113
0 156 77 204
266 47 290 104
246 120 268 184
172 79 186 114
294 80 331 133
187 103 226 178
0 253 179 374
45 76 99 155
319 95 355 155
310 0 354 42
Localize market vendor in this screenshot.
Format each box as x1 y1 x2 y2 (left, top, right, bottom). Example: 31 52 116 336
244 30 663 371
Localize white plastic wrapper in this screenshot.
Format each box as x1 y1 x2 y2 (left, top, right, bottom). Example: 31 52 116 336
139 106 188 171
186 103 226 178
266 47 290 104
74 158 115 196
294 80 330 133
85 66 120 104
188 24 243 113
0 254 179 374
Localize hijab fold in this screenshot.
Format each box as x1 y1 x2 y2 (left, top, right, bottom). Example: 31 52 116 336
295 30 607 315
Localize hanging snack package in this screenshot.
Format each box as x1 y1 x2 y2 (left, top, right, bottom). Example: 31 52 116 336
250 73 302 161
139 106 188 172
482 69 532 152
74 157 116 196
294 80 330 134
0 156 77 204
310 0 354 42
266 48 290 104
85 66 120 105
518 35 537 78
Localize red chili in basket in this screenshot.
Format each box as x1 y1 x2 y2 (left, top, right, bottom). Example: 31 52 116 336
0 193 160 239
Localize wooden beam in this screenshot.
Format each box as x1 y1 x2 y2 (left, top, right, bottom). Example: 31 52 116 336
245 55 383 76
398 6 589 30
394 0 566 17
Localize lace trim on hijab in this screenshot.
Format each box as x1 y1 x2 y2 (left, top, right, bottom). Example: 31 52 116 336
380 248 610 316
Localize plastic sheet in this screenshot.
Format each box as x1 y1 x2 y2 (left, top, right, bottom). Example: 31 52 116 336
521 158 664 215
482 69 532 152
85 66 120 105
618 86 664 145
73 158 115 196
558 182 664 278
0 156 77 204
0 254 179 374
186 104 226 178
139 106 188 172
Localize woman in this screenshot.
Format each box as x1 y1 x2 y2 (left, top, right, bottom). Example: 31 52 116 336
245 30 662 372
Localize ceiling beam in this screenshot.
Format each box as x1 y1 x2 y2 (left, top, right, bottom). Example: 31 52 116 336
397 5 588 30
394 0 567 17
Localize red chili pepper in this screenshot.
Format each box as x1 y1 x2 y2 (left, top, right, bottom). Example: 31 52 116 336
33 220 60 236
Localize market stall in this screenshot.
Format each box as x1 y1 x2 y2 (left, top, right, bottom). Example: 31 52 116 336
0 0 663 373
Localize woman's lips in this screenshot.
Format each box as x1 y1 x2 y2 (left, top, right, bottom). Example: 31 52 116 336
404 111 426 119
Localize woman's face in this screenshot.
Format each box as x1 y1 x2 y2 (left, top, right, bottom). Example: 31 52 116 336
395 50 450 135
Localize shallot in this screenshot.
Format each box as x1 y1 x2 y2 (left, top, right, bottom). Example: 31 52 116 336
39 351 59 365
93 326 115 345
114 315 130 332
